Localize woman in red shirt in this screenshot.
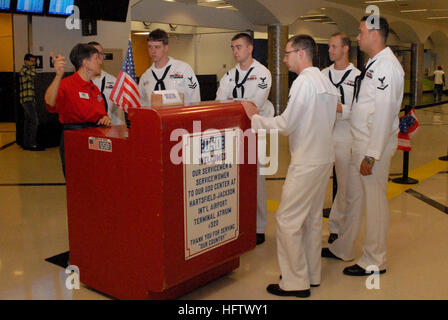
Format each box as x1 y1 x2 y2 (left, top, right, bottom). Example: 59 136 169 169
45 43 112 175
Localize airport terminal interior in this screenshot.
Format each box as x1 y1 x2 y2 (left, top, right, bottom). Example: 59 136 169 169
1 0 448 300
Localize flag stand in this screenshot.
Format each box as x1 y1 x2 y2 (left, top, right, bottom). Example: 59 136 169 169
392 151 419 185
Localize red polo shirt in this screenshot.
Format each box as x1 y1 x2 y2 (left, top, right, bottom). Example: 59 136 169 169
46 72 107 124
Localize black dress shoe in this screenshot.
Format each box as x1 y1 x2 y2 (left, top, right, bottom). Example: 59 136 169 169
328 233 338 244
256 233 265 245
266 284 310 298
278 275 319 287
343 264 386 276
321 248 342 260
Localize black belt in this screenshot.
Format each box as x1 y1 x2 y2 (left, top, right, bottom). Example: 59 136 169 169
100 76 108 113
63 123 97 131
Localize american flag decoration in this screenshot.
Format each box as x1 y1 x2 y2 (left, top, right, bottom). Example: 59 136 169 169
398 107 419 152
110 38 141 112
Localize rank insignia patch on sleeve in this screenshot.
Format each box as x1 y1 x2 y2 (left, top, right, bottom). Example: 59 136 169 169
258 77 268 89
188 76 198 89
377 76 389 90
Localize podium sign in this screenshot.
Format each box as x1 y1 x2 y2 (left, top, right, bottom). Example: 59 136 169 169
183 128 240 260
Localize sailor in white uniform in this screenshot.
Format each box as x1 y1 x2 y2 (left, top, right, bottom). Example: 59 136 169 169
243 35 338 298
321 33 361 244
138 29 200 106
216 33 274 246
324 17 404 276
89 42 126 125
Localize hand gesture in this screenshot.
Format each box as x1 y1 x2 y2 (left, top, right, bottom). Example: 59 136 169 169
241 100 258 120
50 52 66 77
97 116 112 127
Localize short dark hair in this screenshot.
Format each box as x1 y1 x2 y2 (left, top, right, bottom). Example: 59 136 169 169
331 32 351 49
69 43 99 71
232 33 253 46
147 29 169 45
87 41 101 47
24 53 35 61
361 15 389 43
287 34 317 63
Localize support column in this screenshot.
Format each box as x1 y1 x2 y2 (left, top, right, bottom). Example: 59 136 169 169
410 42 424 106
268 24 289 115
27 15 33 53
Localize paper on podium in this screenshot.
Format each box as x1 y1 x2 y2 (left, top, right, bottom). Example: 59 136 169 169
151 90 184 106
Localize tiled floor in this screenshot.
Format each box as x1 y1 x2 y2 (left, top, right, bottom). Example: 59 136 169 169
0 105 447 300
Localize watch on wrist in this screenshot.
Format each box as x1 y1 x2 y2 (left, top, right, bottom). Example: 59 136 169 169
364 156 375 164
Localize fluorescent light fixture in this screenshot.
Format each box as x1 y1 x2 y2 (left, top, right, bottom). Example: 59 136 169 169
365 0 395 3
217 5 232 8
427 16 448 20
302 19 325 22
400 9 428 13
300 14 327 18
134 32 150 35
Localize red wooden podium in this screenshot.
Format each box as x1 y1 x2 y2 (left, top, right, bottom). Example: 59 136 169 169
64 102 257 300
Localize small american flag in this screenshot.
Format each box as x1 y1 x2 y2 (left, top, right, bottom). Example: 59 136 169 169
110 39 141 111
398 107 419 152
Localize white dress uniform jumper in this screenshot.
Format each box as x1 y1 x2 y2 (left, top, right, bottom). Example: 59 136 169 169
321 64 361 236
216 59 274 235
251 67 339 290
329 47 405 271
138 57 201 106
92 70 126 126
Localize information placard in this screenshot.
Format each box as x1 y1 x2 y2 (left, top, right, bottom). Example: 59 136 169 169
183 128 240 260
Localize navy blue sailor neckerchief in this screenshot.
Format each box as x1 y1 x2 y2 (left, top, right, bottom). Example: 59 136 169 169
353 60 376 104
232 67 255 99
152 65 172 91
328 68 353 105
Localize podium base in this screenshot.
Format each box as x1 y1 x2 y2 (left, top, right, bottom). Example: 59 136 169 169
147 258 240 300
392 177 419 185
439 156 448 161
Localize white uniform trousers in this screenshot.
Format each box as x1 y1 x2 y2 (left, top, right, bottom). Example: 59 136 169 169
329 139 396 270
328 140 352 234
257 166 268 234
277 163 333 290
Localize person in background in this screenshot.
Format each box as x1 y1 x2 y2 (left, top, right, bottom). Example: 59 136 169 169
321 33 361 244
138 29 201 106
433 65 445 102
88 41 126 126
216 32 274 245
19 53 43 151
